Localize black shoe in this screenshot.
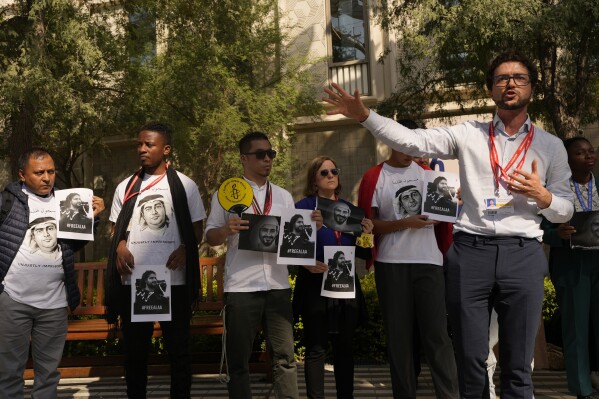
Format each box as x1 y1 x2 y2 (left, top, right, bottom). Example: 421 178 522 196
578 394 599 399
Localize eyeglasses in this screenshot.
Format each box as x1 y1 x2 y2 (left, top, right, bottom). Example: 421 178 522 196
319 168 340 177
493 74 531 87
243 149 277 159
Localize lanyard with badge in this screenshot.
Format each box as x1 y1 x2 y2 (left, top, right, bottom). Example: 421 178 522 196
574 179 593 211
485 123 535 215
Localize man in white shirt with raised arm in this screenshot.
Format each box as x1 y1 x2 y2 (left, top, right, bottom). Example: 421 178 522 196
325 51 574 399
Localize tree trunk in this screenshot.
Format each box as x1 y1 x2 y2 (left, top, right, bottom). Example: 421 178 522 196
8 102 35 180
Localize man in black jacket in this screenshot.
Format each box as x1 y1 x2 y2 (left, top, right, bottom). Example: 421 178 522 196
0 148 104 399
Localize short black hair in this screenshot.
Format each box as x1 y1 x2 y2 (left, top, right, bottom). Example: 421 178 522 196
486 51 538 90
139 122 172 146
18 147 52 171
239 131 270 154
563 136 591 151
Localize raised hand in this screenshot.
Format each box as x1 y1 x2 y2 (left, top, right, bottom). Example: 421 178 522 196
323 82 370 122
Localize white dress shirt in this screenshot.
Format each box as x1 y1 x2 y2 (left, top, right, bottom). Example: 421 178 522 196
363 111 574 239
205 178 295 292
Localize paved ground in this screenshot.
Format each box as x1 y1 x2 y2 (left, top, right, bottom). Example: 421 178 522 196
24 364 580 398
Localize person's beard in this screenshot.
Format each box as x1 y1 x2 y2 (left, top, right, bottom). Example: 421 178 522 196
495 92 531 111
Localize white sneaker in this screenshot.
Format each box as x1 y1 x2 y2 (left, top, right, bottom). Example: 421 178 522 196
591 371 599 391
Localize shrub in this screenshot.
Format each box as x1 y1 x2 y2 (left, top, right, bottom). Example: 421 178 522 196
543 277 558 322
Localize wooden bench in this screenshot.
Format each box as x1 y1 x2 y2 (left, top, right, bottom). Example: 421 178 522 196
25 258 271 379
66 258 226 340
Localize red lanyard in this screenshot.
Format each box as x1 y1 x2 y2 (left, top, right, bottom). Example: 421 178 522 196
123 164 169 204
333 230 342 245
489 122 535 193
250 181 272 215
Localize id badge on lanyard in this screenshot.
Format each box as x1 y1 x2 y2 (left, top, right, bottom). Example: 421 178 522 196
486 123 534 216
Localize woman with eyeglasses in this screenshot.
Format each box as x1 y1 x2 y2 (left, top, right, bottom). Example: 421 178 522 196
542 137 599 399
292 155 373 399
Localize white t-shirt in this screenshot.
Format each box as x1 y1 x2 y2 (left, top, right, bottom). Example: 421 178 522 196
3 186 67 309
205 178 295 292
372 162 443 266
110 171 206 285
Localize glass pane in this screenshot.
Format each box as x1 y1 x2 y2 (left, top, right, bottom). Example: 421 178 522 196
330 0 366 63
128 9 156 64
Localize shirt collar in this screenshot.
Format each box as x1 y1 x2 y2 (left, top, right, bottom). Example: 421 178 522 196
243 176 268 190
492 114 531 138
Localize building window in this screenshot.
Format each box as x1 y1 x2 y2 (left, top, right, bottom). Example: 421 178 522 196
128 9 156 64
329 0 368 64
327 0 370 95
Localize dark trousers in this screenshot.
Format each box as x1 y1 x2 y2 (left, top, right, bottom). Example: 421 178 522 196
446 233 546 399
552 253 599 396
374 262 459 399
121 285 192 399
302 297 357 399
224 289 298 399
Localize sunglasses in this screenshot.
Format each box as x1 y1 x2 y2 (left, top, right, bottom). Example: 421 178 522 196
244 149 277 159
319 168 340 177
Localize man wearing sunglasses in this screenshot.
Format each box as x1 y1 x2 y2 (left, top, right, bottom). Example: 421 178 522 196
329 51 574 399
205 131 300 399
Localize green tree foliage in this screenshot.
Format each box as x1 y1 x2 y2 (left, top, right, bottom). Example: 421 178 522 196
375 0 599 139
0 0 320 193
0 0 126 186
118 0 321 199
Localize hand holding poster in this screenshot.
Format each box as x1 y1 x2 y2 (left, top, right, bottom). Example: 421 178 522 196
55 188 94 240
421 171 460 223
277 208 316 266
131 265 171 322
321 246 355 299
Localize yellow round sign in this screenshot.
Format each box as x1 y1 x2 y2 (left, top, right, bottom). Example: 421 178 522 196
217 178 253 214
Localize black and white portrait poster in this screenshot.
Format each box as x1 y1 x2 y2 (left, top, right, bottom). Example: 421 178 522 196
321 246 355 299
55 188 94 240
422 171 459 223
317 197 364 235
277 208 316 266
238 214 281 253
25 216 61 261
570 211 599 249
131 265 171 322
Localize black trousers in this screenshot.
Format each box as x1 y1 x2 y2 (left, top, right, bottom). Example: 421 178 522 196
446 233 546 399
302 296 357 399
120 285 192 399
374 262 459 399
